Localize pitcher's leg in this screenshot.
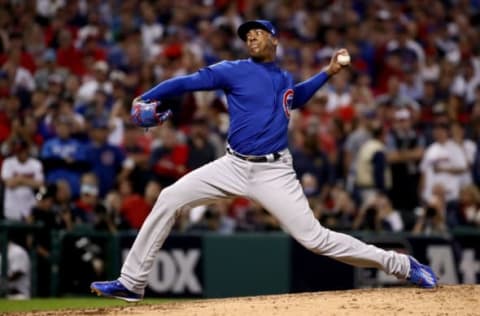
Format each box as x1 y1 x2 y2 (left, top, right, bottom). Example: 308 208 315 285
249 164 410 279
120 156 247 294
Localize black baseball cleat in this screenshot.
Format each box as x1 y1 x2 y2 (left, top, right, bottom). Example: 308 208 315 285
90 280 143 302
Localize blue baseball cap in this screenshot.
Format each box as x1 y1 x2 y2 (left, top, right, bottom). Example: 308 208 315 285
237 20 276 41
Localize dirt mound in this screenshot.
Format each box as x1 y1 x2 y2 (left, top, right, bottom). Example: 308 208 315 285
14 285 480 316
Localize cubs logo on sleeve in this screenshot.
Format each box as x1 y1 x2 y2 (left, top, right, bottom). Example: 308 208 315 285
282 89 294 118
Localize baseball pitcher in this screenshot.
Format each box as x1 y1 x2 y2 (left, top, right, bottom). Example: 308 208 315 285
91 20 437 302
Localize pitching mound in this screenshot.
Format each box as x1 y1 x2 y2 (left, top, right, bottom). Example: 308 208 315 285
16 285 480 316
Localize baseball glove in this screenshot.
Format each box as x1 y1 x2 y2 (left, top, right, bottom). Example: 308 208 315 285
130 99 173 128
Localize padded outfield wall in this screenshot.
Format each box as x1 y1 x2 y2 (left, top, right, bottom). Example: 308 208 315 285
1 223 479 298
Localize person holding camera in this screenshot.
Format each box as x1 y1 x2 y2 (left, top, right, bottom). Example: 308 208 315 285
412 183 448 235
353 192 404 232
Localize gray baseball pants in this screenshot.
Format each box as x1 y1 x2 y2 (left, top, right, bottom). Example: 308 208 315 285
119 150 410 294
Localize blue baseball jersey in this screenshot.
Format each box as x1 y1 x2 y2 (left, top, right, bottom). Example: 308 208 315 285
142 58 329 155
85 143 126 197
41 137 88 197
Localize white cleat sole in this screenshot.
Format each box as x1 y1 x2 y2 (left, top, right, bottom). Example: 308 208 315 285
90 286 143 303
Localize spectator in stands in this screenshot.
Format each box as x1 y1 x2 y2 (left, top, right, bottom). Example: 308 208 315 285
446 94 469 123
28 183 71 296
57 96 86 137
85 118 129 197
325 71 352 114
71 172 115 232
472 89 480 130
355 121 391 204
386 24 425 74
150 123 188 186
82 31 107 60
139 2 164 61
299 172 326 223
0 68 9 97
120 180 161 230
186 117 217 171
108 96 131 147
37 77 68 140
1 50 35 108
63 74 81 107
23 13 46 59
33 49 69 92
42 74 64 109
457 184 480 227
0 241 30 300
1 30 36 72
40 116 89 198
236 200 280 232
51 179 74 223
0 95 21 144
400 69 424 102
104 190 130 230
290 129 332 200
375 76 420 113
418 80 441 126
119 122 151 194
108 30 141 72
450 121 476 188
187 200 236 234
30 88 48 120
423 104 450 144
1 116 42 158
319 185 357 230
353 192 404 232
450 59 480 107
56 29 85 77
80 88 111 124
386 108 425 212
412 183 448 235
1 138 44 221
420 122 468 205
77 60 112 104
471 135 480 188
300 91 332 134
343 106 373 193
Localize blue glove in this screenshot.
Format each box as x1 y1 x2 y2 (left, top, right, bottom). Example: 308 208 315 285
130 99 173 128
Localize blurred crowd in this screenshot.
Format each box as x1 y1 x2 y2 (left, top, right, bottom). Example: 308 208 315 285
1 0 480 274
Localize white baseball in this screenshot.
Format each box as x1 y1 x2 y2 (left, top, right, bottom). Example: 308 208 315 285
337 53 351 66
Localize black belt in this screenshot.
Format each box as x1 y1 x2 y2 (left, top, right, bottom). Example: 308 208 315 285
226 147 282 162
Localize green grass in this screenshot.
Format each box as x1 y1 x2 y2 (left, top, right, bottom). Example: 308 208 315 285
0 297 177 313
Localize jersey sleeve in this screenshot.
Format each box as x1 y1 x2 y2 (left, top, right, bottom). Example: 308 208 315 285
292 71 330 109
419 147 435 172
141 61 233 101
115 147 126 168
1 159 12 180
72 141 87 161
40 141 55 159
34 160 44 182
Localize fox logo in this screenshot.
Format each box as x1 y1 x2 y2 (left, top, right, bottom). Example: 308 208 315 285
282 89 294 118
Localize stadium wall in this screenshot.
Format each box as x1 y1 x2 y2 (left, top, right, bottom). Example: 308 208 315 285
1 223 479 298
